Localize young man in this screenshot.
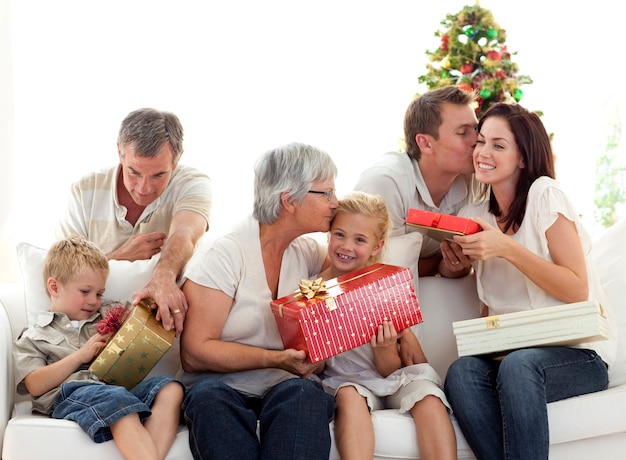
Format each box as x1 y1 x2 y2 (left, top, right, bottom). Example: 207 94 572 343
354 86 478 279
56 108 212 336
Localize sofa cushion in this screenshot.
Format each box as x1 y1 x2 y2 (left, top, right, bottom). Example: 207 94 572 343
591 219 626 387
16 242 159 326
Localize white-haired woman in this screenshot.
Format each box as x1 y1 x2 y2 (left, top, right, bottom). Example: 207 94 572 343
180 142 338 459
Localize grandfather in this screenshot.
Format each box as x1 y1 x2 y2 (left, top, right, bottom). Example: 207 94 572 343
56 108 212 336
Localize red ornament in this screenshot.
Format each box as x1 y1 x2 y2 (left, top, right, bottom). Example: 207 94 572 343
441 34 449 52
97 304 128 335
486 50 502 61
495 69 507 80
460 63 473 74
458 82 474 92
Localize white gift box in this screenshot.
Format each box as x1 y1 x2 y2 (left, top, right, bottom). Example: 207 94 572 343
452 300 609 357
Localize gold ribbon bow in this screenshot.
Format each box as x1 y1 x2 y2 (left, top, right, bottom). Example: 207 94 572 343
297 278 327 299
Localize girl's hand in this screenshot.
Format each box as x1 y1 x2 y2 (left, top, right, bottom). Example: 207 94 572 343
371 322 402 377
370 322 398 349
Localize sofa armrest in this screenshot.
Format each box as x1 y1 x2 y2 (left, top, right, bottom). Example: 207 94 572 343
0 282 27 339
0 297 16 456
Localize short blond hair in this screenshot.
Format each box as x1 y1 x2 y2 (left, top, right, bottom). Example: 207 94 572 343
335 191 391 265
43 237 109 297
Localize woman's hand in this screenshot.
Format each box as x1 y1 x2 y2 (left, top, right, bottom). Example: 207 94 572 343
279 349 324 379
453 217 511 261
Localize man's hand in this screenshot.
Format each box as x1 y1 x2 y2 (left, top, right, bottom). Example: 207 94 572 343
107 232 167 261
132 271 187 337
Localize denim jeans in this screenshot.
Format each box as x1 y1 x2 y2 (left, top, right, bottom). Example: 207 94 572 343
52 376 180 443
183 377 336 460
444 347 608 460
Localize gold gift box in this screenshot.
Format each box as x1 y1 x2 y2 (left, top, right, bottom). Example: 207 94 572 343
88 299 175 389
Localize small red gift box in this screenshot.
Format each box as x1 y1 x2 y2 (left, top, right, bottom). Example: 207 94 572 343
271 264 422 362
406 208 482 242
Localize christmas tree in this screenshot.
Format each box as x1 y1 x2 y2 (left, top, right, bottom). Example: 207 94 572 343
418 3 533 118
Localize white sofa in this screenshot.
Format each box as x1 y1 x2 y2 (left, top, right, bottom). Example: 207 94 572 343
2 219 626 459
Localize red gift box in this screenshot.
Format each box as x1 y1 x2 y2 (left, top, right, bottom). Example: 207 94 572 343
271 264 422 362
406 208 482 242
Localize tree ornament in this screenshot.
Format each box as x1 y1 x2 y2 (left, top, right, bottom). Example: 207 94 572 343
460 63 474 74
479 89 492 99
514 88 523 102
441 34 449 52
486 50 502 61
487 28 498 39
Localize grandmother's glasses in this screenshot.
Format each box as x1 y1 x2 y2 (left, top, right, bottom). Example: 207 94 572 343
308 190 336 202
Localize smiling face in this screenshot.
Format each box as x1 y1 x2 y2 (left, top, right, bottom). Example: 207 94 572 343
327 211 383 276
48 268 107 321
118 142 177 207
474 116 525 190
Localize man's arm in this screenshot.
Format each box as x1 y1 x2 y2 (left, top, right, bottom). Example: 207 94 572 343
132 209 208 337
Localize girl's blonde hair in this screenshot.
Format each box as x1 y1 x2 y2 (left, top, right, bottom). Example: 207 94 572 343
335 191 391 265
43 237 109 298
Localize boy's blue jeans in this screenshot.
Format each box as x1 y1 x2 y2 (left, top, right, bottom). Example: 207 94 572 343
183 377 336 460
444 347 608 460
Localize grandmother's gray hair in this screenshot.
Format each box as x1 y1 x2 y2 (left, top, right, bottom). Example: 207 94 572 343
253 142 337 224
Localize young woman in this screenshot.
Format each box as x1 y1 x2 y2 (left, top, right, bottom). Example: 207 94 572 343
444 103 618 459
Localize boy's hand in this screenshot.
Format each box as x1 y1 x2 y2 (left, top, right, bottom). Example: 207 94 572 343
78 333 109 363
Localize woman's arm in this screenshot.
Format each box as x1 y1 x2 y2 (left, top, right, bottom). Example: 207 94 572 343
180 280 322 378
455 214 588 303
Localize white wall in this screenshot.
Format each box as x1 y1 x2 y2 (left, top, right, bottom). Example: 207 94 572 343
1 0 16 282
2 0 624 281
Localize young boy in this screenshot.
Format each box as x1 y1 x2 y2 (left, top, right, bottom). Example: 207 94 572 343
13 237 184 460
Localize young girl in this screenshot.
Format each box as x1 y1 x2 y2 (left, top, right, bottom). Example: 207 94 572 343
320 191 456 460
444 103 618 459
13 237 184 460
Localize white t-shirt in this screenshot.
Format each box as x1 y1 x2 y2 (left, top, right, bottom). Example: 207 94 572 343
459 177 617 367
181 215 326 397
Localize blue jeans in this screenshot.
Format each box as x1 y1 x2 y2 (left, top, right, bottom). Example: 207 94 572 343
52 376 181 443
183 377 336 460
444 347 608 460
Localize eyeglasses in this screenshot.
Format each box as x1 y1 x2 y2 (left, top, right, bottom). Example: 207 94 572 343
308 190 336 202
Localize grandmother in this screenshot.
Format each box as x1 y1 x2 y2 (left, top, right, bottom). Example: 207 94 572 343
180 142 338 459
